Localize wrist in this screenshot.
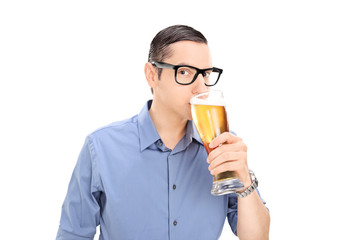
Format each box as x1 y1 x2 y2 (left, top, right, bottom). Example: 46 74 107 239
236 170 252 192
236 169 258 198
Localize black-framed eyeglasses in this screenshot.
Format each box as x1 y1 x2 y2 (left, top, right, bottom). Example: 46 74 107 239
151 62 223 86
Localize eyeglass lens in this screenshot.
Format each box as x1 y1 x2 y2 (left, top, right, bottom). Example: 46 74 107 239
176 67 219 85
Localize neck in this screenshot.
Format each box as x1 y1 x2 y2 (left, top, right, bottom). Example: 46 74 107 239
149 100 187 150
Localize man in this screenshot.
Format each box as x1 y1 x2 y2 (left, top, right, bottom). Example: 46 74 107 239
56 25 270 240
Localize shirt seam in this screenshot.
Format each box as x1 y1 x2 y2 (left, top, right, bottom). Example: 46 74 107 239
89 117 138 136
86 135 101 192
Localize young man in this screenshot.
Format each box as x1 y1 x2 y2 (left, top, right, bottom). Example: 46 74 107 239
56 25 270 240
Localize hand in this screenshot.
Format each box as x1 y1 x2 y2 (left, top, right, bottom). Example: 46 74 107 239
207 132 252 188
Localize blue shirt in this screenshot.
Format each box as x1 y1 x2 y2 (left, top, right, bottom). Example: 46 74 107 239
56 100 244 240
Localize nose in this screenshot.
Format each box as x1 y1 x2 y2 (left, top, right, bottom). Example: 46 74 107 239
192 74 209 95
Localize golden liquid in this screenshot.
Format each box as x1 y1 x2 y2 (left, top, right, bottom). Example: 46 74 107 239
191 104 238 182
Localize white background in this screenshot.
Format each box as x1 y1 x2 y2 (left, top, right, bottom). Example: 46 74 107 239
1 0 359 239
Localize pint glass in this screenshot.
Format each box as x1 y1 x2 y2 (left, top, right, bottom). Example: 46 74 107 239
190 90 244 195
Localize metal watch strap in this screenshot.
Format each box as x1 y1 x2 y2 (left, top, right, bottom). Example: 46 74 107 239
236 169 258 198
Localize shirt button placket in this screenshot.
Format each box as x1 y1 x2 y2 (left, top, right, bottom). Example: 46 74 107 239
168 154 179 238
172 184 177 230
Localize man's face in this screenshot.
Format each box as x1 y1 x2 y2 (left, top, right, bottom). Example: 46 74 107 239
153 41 212 121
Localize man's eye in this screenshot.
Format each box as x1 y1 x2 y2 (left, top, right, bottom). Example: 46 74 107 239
179 70 189 75
204 71 212 78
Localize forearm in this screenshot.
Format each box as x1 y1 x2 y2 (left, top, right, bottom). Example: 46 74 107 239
236 190 270 240
206 134 270 238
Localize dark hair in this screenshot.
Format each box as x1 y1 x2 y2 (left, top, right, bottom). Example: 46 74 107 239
148 25 208 79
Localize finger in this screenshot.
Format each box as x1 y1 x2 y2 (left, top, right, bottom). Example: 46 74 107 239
209 132 242 149
240 142 248 152
207 142 243 163
207 141 247 164
210 161 242 176
208 152 246 171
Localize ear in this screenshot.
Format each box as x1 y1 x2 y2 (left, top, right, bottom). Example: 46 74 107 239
144 62 158 89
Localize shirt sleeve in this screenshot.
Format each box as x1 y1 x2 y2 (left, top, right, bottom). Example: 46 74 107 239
226 188 267 236
56 136 102 240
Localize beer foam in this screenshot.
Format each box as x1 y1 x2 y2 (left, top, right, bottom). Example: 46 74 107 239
190 95 226 106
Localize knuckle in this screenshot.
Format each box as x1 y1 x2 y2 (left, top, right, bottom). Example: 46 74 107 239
213 158 221 168
210 160 218 168
209 163 214 170
235 152 243 159
240 152 247 160
240 142 247 151
234 135 242 141
217 145 224 154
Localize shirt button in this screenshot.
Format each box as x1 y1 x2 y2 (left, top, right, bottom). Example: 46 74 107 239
173 220 177 226
173 184 176 190
158 141 163 146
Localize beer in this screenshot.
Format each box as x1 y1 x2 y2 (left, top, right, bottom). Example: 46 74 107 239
191 103 238 182
191 90 243 195
190 91 244 196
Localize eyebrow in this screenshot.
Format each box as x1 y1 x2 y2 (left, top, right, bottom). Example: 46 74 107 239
177 62 191 65
177 62 213 68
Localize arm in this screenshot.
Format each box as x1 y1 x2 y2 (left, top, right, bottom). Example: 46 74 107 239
207 132 270 239
56 137 101 240
236 187 270 239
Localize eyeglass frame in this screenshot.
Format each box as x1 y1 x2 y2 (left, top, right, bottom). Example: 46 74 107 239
151 61 223 86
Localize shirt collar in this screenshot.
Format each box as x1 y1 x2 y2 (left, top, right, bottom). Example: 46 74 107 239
138 100 203 152
138 100 161 152
187 120 203 146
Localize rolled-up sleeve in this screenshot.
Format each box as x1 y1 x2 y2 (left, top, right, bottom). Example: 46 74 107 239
56 136 101 240
226 193 238 235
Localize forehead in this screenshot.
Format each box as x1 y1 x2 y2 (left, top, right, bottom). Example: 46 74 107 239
166 41 212 68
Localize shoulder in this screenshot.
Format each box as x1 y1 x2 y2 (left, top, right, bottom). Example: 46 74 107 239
87 115 139 142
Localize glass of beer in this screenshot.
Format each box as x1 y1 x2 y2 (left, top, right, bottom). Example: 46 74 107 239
190 90 244 196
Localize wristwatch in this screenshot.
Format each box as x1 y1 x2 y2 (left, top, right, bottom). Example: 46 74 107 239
236 169 258 198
